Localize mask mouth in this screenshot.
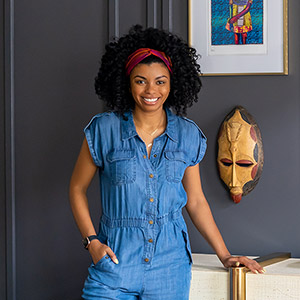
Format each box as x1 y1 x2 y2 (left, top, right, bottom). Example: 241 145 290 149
231 193 242 204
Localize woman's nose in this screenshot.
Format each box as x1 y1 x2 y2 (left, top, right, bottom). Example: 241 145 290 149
145 82 156 94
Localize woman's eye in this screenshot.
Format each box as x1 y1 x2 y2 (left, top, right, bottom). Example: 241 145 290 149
157 81 165 85
136 80 145 84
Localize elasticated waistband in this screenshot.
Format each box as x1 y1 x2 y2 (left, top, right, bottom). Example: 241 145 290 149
100 209 182 228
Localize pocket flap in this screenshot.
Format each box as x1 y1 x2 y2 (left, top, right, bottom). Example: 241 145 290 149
107 149 136 162
164 151 186 163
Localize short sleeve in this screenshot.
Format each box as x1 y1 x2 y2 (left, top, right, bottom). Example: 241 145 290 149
189 125 207 167
84 115 103 168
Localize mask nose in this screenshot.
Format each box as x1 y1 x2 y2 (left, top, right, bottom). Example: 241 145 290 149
230 163 239 187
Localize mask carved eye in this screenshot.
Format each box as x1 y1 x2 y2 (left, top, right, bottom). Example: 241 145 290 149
236 160 253 167
220 158 233 167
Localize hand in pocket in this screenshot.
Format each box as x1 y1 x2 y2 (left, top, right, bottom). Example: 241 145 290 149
88 239 119 265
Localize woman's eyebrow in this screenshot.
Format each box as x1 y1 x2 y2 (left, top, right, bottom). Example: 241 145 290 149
133 75 168 80
155 75 168 80
133 75 146 79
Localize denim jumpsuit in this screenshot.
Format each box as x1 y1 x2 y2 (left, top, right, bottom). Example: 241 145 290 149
82 108 207 300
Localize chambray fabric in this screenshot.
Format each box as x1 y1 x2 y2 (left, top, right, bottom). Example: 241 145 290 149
82 108 207 300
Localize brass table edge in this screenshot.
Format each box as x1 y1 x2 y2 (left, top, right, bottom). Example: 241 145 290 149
230 252 291 300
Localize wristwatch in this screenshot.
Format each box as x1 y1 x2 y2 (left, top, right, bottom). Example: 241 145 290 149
82 235 98 249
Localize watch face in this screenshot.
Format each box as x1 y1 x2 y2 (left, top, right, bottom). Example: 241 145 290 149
82 237 90 248
82 235 97 249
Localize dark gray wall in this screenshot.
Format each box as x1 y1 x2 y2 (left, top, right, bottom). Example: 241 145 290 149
2 0 299 299
13 2 108 299
186 0 300 258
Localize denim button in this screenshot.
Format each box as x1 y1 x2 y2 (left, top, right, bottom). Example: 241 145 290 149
154 154 157 158
144 258 149 262
149 198 154 202
149 220 153 225
148 239 153 243
143 155 147 159
149 174 154 178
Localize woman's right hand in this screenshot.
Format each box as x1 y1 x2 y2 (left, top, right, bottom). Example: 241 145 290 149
88 239 119 265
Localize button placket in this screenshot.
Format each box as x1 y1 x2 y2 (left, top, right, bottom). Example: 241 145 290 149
143 228 157 264
149 139 161 168
143 167 157 265
142 132 166 266
134 137 154 174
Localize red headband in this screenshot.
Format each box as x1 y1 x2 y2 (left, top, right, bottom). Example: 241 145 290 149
125 48 173 76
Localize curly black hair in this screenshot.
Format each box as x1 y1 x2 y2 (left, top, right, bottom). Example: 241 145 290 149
95 25 202 116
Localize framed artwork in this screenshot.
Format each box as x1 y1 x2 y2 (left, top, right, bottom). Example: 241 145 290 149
188 0 288 76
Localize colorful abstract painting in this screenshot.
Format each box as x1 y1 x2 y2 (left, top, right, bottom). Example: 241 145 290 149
211 0 264 45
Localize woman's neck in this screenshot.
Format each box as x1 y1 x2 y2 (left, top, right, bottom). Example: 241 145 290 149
133 107 167 157
132 107 166 132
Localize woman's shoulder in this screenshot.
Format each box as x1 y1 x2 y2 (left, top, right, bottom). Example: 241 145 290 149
174 114 207 141
88 110 120 122
85 110 121 127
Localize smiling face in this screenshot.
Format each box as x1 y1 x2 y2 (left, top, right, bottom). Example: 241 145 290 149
129 62 171 114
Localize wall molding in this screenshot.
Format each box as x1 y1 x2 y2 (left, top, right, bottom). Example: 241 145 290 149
4 0 16 299
108 0 120 40
162 0 173 32
147 0 158 28
107 0 174 43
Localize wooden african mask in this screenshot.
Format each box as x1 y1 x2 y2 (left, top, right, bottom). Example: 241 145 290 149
217 106 264 203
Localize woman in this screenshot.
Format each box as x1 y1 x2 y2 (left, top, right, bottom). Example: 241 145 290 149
69 25 263 300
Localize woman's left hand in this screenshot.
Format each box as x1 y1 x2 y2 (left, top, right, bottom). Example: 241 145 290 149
221 255 266 274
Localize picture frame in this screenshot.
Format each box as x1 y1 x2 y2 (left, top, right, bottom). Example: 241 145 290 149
188 0 288 76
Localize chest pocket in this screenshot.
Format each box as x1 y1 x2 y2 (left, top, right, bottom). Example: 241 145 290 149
164 151 187 183
107 150 136 185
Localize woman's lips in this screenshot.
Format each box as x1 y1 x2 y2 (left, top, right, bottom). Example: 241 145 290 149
142 97 159 104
